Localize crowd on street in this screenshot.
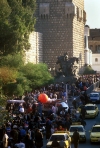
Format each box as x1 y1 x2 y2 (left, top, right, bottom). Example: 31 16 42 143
0 74 100 148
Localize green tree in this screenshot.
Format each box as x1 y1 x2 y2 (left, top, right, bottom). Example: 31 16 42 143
0 0 36 55
2 72 31 96
1 53 24 69
0 67 17 86
20 63 54 89
0 66 17 96
0 53 30 96
83 65 96 75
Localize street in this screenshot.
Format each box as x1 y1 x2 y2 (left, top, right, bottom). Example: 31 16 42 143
43 94 100 148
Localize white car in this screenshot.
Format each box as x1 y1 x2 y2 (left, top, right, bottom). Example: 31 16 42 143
69 125 86 142
56 101 69 112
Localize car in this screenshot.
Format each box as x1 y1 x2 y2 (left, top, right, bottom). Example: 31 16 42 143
77 104 99 118
69 125 86 142
43 100 69 114
89 92 100 103
56 101 69 112
90 124 100 143
46 131 71 148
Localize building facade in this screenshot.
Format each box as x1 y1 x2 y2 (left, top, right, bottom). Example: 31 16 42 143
35 0 86 73
88 29 100 72
92 54 100 72
24 32 43 64
84 25 92 66
88 29 100 53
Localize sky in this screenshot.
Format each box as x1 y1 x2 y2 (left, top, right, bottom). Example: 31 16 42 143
84 0 100 29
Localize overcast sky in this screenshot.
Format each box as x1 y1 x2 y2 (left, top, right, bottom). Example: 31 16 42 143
84 0 100 29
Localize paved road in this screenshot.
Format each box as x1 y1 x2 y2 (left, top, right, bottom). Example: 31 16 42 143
43 92 100 148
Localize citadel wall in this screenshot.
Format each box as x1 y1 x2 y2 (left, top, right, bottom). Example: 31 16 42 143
35 0 86 73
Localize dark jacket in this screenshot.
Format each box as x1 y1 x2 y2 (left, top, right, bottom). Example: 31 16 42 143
35 130 43 147
72 130 80 143
51 140 60 147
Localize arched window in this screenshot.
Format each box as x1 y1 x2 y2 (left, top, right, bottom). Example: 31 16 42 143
95 58 98 62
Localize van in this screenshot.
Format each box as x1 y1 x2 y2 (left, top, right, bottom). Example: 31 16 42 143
89 92 100 103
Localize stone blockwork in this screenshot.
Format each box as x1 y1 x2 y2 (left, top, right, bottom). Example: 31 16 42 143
24 32 43 64
35 0 86 73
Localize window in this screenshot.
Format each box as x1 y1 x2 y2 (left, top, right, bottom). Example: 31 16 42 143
95 45 98 52
50 135 65 141
95 58 98 62
90 94 99 97
97 45 100 53
85 106 95 110
70 127 83 132
90 45 93 50
92 127 100 132
39 3 49 18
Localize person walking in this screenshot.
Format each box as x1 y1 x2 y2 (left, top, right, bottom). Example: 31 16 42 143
51 137 60 148
81 106 86 120
35 128 43 148
72 98 77 109
45 118 51 139
72 129 80 148
2 130 9 148
59 137 66 148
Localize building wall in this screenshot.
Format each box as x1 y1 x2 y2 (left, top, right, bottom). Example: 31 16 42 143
88 29 100 53
24 32 43 64
88 29 100 72
92 54 100 72
35 0 86 72
73 0 86 72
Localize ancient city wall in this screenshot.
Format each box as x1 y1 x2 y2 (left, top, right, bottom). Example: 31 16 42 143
35 0 86 72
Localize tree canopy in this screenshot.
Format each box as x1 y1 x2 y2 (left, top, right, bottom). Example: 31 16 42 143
0 54 53 96
0 1 54 98
0 0 36 55
20 63 54 89
83 65 96 75
1 53 24 69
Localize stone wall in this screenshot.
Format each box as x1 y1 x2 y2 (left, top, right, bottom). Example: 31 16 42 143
24 32 43 64
35 0 86 73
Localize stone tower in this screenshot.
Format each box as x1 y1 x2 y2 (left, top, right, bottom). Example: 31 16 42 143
35 0 86 72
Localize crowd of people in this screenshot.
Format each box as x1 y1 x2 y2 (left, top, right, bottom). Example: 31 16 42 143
0 74 100 148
